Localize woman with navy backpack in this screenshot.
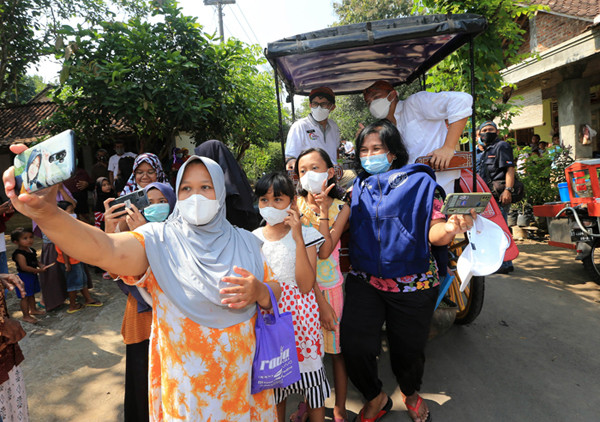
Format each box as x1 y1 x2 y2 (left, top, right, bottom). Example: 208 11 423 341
341 120 475 422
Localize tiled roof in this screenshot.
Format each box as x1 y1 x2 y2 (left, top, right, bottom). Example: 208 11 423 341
533 0 600 20
0 101 134 146
0 102 58 146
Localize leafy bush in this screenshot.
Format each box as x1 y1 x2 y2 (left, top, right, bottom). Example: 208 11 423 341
515 145 573 207
240 142 285 185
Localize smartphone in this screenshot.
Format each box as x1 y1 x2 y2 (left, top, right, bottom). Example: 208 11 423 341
441 193 492 215
108 189 150 212
14 130 76 193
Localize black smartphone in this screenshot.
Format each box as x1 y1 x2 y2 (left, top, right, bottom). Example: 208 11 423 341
440 193 493 215
108 189 150 212
14 130 76 193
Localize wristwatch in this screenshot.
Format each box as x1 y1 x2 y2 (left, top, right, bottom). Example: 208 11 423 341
505 186 514 193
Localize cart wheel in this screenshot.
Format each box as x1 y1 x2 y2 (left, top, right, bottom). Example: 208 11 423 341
449 275 485 325
448 239 485 325
582 242 600 285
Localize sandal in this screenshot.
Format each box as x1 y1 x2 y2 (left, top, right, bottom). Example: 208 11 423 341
85 300 103 307
290 401 308 422
67 303 84 314
404 395 431 422
355 396 393 422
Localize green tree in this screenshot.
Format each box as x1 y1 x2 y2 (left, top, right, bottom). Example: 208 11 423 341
0 0 42 105
240 142 284 183
6 74 47 104
0 0 147 106
414 0 546 125
332 0 420 141
203 42 283 161
47 1 281 160
333 0 412 23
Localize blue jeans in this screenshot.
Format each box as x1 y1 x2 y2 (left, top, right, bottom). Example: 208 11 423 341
499 204 513 268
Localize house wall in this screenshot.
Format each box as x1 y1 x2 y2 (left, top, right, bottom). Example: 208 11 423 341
534 12 590 52
531 99 554 143
175 133 196 154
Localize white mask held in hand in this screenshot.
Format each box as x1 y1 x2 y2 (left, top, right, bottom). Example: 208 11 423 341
300 171 329 194
369 92 393 119
259 204 291 226
311 106 330 122
177 194 220 225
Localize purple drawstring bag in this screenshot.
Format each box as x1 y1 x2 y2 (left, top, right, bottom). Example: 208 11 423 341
251 284 301 394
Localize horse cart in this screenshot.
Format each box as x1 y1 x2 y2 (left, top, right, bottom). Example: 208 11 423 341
264 13 519 325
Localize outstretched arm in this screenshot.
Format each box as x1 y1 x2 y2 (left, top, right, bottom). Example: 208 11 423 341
4 157 148 276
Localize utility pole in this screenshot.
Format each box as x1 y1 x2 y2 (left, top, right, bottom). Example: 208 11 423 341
203 0 236 41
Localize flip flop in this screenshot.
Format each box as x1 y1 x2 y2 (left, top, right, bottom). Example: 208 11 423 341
404 396 432 422
290 401 308 422
67 303 84 314
355 396 393 422
85 301 103 307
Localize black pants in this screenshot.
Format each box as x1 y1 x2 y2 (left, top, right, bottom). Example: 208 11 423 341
340 273 438 401
124 340 150 422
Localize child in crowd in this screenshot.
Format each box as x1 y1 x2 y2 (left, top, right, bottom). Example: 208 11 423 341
253 172 330 422
94 177 115 231
295 148 351 422
11 227 49 323
56 201 102 313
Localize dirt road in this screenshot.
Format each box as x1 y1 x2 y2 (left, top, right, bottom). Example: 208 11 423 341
7 238 600 421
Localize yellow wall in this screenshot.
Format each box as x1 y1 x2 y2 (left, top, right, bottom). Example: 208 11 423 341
531 99 553 143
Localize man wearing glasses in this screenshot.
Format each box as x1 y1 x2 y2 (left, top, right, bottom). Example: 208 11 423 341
285 87 341 168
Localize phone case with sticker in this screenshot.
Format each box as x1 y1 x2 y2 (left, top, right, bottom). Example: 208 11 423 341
441 193 492 215
14 130 76 194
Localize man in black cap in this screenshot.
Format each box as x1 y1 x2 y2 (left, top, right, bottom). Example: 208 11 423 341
477 120 515 273
285 86 340 168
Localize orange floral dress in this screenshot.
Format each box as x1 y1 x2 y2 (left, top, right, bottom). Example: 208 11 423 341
121 232 277 421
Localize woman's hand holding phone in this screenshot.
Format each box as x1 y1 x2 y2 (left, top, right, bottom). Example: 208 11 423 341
125 204 147 231
103 198 128 233
445 209 477 236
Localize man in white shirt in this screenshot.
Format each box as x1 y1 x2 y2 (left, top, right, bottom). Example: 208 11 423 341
285 87 341 168
363 80 472 193
108 140 137 185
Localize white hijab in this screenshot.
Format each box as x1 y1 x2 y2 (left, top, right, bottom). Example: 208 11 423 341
135 156 265 328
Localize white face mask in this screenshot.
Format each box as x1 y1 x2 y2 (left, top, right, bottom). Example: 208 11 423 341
311 106 330 122
177 194 220 226
259 204 290 226
300 171 329 194
369 92 393 119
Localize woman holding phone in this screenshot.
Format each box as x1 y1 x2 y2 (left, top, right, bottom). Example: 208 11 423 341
341 120 476 422
3 153 279 420
102 152 168 422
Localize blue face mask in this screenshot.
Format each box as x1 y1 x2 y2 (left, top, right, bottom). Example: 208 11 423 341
143 203 170 222
361 153 392 174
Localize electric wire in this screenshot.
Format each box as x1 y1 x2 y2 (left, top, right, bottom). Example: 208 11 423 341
228 5 255 44
234 3 261 45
